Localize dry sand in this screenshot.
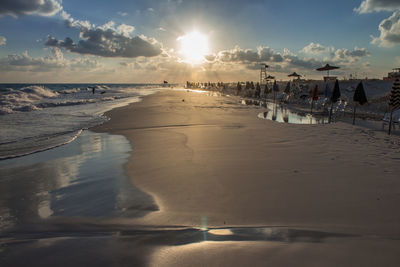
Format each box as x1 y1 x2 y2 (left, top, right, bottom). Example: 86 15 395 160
92 89 400 266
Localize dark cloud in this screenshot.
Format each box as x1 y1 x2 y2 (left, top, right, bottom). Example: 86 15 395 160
45 27 163 58
47 13 163 58
0 0 62 17
355 0 400 13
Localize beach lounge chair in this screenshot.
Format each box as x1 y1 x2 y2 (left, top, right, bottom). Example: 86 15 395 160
382 109 400 131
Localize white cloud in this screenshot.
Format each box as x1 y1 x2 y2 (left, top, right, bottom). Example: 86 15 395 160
300 42 327 54
355 0 400 13
61 11 92 30
371 11 400 47
118 11 128 17
0 0 62 17
0 48 103 72
0 36 6 46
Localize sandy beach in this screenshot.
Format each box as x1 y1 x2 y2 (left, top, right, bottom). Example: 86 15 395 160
94 89 400 265
2 88 400 266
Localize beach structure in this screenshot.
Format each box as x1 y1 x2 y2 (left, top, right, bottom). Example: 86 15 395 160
260 64 269 85
352 81 368 125
383 68 400 81
317 64 340 82
387 79 400 134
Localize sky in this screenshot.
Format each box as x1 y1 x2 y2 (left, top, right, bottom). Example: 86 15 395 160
0 0 400 83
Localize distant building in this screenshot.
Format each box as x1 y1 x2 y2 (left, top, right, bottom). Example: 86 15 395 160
384 68 400 81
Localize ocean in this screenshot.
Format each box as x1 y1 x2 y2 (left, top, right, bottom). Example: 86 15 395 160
0 83 167 160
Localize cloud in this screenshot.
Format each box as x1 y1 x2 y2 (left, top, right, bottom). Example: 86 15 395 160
0 49 65 72
60 11 92 29
214 46 284 64
0 48 102 72
118 11 128 17
355 0 400 13
0 0 62 17
0 36 6 46
212 46 319 71
330 46 370 63
371 11 400 47
300 42 327 54
45 19 163 58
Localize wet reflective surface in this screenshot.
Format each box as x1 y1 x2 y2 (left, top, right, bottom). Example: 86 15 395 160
0 131 157 229
242 99 329 124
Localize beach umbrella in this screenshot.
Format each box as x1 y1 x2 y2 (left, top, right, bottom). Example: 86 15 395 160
273 80 279 107
316 64 340 77
284 82 291 94
328 80 341 123
288 72 302 81
273 80 279 92
236 82 242 96
331 80 341 103
388 79 400 135
255 82 261 98
324 83 331 98
263 83 270 97
352 81 368 125
310 85 319 114
267 75 275 80
312 85 319 101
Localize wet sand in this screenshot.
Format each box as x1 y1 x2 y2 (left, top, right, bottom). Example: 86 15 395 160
94 89 400 265
2 89 400 266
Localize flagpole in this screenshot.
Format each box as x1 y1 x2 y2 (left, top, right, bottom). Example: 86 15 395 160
310 100 314 114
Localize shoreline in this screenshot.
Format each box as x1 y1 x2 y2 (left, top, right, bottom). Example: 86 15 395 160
1 88 400 266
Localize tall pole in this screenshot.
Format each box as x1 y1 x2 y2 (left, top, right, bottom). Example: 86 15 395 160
310 100 314 114
352 106 357 125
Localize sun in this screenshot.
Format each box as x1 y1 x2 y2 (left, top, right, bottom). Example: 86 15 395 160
177 31 209 64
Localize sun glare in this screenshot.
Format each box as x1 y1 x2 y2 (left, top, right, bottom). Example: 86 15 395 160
177 31 209 64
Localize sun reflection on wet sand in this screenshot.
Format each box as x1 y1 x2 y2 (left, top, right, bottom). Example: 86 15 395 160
0 131 157 229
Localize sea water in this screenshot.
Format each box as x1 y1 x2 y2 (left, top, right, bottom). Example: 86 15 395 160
0 84 166 159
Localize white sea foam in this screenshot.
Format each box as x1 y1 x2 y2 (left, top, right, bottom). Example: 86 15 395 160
0 84 165 159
